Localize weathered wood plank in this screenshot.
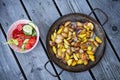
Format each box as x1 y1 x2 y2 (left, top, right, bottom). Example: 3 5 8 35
0 29 24 80
0 0 58 80
55 0 120 80
88 0 120 59
21 0 93 80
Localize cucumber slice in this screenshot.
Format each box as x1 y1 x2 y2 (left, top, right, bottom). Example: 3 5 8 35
32 29 37 36
28 22 36 27
5 39 18 45
28 22 37 36
21 39 29 51
23 25 33 35
23 39 29 44
21 44 25 51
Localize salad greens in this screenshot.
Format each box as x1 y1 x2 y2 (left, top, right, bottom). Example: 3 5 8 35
5 39 18 45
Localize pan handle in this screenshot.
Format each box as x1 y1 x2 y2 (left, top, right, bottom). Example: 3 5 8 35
89 8 108 26
44 60 64 77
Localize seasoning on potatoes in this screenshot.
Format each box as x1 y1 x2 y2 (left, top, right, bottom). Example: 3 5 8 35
49 20 103 66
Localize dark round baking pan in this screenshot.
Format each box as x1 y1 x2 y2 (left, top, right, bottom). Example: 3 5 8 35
46 13 106 72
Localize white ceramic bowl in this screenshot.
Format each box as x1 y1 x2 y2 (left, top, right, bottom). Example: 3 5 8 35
7 19 39 53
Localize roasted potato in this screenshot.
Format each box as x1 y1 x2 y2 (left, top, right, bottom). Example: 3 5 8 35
49 21 102 66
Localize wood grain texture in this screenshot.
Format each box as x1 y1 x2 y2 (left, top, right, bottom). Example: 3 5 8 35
21 0 93 80
0 0 58 80
0 29 24 80
88 0 120 59
55 0 120 80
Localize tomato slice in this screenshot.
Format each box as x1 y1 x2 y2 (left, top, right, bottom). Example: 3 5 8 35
28 36 37 45
12 29 19 39
17 24 24 31
25 36 37 49
25 43 32 49
15 34 26 48
25 35 32 39
17 34 25 40
12 24 24 39
17 37 24 47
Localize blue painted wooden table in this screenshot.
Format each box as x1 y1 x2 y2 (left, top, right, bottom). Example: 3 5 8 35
0 0 120 80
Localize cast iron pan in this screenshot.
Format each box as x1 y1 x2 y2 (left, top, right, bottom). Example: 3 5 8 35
46 13 106 72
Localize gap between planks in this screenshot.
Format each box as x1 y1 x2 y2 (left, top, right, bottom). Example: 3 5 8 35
86 0 120 62
0 23 27 80
19 0 61 80
53 0 96 80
